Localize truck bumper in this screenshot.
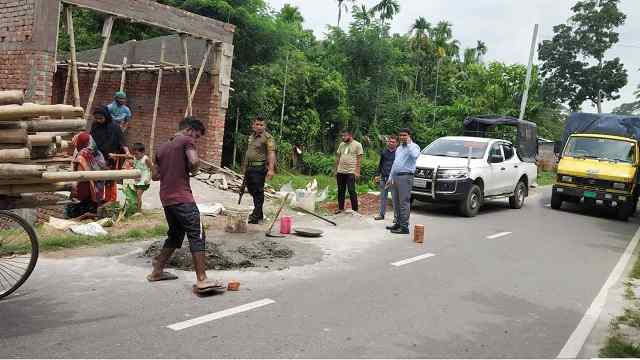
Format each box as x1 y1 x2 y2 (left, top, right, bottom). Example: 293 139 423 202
412 178 473 202
553 184 632 207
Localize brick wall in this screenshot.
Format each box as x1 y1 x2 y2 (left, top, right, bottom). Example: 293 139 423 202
0 0 57 104
53 69 226 164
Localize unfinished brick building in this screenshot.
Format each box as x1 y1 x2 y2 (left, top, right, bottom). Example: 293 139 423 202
0 0 235 165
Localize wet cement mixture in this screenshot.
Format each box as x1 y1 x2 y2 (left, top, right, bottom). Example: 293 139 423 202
142 233 321 271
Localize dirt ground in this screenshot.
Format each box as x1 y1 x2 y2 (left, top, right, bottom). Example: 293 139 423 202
320 193 391 216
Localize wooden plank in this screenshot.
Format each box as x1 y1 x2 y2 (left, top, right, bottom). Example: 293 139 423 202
149 40 165 160
184 40 212 117
61 0 235 43
66 6 81 108
84 16 115 119
119 56 128 92
181 35 193 117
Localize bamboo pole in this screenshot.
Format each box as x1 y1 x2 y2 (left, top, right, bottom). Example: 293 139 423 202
0 91 24 106
0 170 140 186
0 182 73 196
149 40 165 160
0 119 87 132
180 35 193 117
84 16 114 119
62 66 71 105
0 148 30 162
0 194 70 210
120 56 127 92
0 129 28 144
0 104 84 121
28 134 57 147
184 41 213 118
65 6 81 108
0 164 45 177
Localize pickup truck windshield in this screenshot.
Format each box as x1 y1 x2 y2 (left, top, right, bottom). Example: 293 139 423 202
564 137 636 163
423 139 488 159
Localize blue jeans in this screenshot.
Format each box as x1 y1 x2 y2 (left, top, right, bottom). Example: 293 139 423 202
379 177 393 219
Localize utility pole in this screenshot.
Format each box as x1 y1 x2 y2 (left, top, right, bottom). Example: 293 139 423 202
279 52 290 139
519 24 539 120
432 57 441 127
233 106 239 168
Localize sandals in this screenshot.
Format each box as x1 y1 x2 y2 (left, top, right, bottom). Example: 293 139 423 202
146 271 178 282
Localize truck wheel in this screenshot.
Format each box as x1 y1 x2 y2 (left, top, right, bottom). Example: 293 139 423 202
550 192 563 210
509 180 526 209
617 202 634 221
458 184 482 217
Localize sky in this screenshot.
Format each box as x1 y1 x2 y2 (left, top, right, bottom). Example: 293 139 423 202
266 0 640 113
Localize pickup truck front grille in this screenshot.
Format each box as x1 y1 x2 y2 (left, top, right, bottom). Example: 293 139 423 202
415 167 434 179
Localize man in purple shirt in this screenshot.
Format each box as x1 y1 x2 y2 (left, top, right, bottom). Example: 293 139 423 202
147 117 224 292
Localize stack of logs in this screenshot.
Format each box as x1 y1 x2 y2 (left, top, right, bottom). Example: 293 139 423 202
0 90 140 198
198 160 276 200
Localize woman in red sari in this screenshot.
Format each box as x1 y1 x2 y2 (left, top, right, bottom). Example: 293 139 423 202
64 132 107 219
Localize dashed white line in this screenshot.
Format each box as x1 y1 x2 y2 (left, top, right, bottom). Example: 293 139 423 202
486 231 512 239
391 253 436 267
167 298 276 331
557 225 640 358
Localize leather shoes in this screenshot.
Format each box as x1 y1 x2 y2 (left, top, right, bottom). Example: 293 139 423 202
386 224 400 230
390 227 410 234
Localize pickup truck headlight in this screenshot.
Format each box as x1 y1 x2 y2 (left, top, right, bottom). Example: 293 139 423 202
560 175 573 183
613 182 627 190
437 168 469 180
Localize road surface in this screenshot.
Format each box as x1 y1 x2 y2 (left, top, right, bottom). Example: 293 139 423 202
1 187 638 358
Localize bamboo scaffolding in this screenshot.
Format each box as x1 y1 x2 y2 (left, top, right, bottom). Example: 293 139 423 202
84 16 114 119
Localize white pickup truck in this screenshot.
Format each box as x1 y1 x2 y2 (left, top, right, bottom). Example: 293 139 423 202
411 136 538 217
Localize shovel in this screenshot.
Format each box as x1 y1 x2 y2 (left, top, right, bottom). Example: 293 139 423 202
265 193 290 238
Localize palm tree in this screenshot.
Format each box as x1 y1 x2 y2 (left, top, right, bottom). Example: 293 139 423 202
409 17 431 91
335 0 355 27
352 5 371 27
370 0 400 24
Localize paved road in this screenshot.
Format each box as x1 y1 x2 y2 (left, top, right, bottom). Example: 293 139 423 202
1 188 638 358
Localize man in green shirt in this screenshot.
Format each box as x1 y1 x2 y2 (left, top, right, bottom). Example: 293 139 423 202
335 130 364 214
243 116 276 224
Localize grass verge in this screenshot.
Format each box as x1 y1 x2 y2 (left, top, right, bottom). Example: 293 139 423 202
35 224 168 252
537 170 556 186
600 253 640 357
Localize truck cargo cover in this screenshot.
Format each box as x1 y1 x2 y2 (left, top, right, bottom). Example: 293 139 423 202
561 112 640 149
463 116 538 162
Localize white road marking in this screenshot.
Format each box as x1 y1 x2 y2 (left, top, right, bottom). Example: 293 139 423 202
391 253 436 267
557 225 640 358
167 298 276 331
486 231 512 239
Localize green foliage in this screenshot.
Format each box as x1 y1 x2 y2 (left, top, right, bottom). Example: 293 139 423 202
600 335 640 358
65 0 570 171
538 0 628 112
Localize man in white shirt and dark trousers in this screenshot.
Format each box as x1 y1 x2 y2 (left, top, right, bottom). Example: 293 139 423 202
386 128 421 234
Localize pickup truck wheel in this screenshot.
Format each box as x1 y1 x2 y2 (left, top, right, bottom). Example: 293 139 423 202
509 180 526 209
458 184 482 217
550 192 563 209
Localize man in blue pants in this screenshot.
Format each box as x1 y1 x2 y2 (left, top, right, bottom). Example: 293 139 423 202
374 135 397 221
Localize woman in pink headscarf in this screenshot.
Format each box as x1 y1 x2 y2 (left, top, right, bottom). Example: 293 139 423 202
64 132 107 219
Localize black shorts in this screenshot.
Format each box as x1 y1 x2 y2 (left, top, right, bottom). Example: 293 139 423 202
162 203 205 253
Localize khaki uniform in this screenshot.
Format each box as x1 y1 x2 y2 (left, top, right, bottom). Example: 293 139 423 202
244 132 275 221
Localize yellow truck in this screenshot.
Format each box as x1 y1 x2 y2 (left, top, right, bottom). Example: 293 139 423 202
552 113 640 220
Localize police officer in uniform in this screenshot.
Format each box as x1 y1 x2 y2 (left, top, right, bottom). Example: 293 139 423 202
244 116 276 224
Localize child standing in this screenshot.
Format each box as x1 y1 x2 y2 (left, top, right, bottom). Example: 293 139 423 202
131 143 153 212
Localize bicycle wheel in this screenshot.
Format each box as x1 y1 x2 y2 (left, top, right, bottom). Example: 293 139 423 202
0 210 38 300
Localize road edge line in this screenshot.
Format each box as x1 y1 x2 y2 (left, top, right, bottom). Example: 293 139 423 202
557 224 640 358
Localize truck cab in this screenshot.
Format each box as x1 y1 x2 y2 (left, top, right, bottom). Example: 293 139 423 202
412 136 538 217
552 133 639 220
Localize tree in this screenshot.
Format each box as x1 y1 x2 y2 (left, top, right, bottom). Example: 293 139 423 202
335 0 355 27
538 0 628 112
409 17 431 90
613 80 640 115
370 0 400 24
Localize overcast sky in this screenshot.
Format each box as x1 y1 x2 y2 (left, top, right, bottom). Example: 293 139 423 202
266 0 639 112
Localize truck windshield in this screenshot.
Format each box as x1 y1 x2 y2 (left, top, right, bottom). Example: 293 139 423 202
564 137 636 163
423 139 488 159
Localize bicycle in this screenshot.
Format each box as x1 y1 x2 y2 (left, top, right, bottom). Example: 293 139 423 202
0 210 39 300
